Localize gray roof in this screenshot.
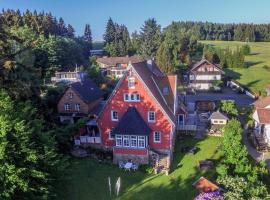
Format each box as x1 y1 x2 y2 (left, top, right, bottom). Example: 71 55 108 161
70 80 104 103
112 107 151 136
189 59 224 74
209 111 228 120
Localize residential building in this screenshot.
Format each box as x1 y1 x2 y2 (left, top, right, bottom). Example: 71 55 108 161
51 68 86 84
96 56 144 78
57 80 104 123
188 59 224 90
209 111 228 134
97 59 178 171
252 96 270 149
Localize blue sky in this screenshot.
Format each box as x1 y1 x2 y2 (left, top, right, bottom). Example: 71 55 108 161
1 0 270 41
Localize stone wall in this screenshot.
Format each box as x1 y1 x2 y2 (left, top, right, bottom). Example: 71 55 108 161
113 153 149 164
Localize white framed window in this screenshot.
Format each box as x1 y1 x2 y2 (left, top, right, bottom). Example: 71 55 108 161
116 63 122 68
130 136 137 147
123 93 140 102
148 111 156 122
116 135 122 147
74 103 80 111
68 92 73 99
64 103 70 111
128 77 135 89
153 131 161 143
178 114 184 125
111 110 118 121
124 93 129 101
123 135 130 147
138 136 145 148
109 131 115 140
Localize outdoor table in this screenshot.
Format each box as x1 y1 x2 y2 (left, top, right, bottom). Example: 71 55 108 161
124 162 132 171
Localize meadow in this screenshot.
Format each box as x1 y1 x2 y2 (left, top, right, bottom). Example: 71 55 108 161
200 40 270 95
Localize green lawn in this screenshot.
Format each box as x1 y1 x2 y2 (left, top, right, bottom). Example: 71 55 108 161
58 137 222 200
200 40 270 95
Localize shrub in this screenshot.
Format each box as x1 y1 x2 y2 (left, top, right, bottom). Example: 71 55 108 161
139 165 154 174
241 44 251 55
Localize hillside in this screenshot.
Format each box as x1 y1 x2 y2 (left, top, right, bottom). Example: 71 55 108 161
200 41 270 95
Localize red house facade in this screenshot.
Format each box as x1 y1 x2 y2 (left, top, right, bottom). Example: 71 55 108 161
97 60 178 169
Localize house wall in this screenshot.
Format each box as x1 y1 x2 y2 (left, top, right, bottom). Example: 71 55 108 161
97 71 173 153
195 74 221 81
191 83 212 90
211 119 227 125
265 124 270 144
58 87 102 114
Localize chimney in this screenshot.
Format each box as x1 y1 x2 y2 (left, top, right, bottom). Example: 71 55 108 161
147 59 153 71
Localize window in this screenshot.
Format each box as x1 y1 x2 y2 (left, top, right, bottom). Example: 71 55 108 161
163 87 169 95
111 110 118 121
74 103 80 111
124 93 129 101
178 114 184 125
219 120 224 124
148 111 156 122
116 63 122 68
116 135 122 147
64 103 70 111
190 75 195 80
68 92 73 99
123 136 130 147
154 131 161 143
109 131 115 140
138 136 145 148
213 120 218 123
123 93 140 102
128 77 135 88
130 136 137 147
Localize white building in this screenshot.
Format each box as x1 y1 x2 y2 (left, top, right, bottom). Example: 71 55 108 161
188 59 224 90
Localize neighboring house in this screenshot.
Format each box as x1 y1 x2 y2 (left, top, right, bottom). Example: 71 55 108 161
96 56 144 78
97 59 178 171
252 96 270 148
188 59 224 90
51 68 86 84
209 111 228 134
57 80 104 123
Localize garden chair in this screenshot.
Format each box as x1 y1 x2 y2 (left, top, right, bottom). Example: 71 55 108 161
118 161 124 169
132 163 139 171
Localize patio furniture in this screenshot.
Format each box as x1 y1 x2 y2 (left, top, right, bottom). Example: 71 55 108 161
132 163 139 171
124 162 133 171
118 161 125 169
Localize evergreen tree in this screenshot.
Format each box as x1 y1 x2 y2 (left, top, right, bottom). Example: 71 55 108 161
83 24 93 57
67 24 75 38
103 17 115 44
139 18 161 57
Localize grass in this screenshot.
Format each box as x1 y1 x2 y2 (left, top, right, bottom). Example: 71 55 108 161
57 136 222 200
200 40 270 95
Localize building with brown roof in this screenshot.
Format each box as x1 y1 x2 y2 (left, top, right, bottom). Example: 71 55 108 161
188 59 224 90
253 95 270 147
96 56 145 78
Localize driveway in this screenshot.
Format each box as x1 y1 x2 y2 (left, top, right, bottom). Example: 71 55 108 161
185 87 255 108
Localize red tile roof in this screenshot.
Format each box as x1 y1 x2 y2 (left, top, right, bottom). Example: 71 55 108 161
193 177 219 193
257 109 270 124
254 96 270 108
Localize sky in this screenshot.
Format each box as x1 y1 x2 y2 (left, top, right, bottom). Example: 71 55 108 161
1 0 270 41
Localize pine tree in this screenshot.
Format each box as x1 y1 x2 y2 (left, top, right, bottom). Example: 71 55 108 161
139 18 161 57
67 24 75 38
103 17 115 44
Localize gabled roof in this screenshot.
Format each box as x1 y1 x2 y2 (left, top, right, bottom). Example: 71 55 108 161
70 80 104 103
256 109 270 124
189 59 224 74
209 111 228 120
96 56 144 66
112 107 151 135
193 177 219 193
254 96 270 109
97 60 177 125
132 61 176 124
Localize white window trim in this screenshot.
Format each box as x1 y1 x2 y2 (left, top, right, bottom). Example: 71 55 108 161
178 114 185 125
123 93 140 102
116 135 122 147
128 77 135 89
123 135 130 147
130 135 137 148
148 111 156 123
64 103 70 111
111 110 118 121
109 131 115 140
153 131 161 143
138 136 146 148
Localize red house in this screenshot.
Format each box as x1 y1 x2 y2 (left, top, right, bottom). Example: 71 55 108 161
97 60 179 170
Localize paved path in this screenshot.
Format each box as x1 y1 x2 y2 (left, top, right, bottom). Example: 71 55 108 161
243 128 270 172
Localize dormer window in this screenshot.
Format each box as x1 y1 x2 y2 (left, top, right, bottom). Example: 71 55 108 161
163 87 169 95
128 77 135 89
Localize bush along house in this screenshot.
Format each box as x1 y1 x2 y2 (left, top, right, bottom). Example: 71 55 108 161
97 60 179 174
57 79 104 124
